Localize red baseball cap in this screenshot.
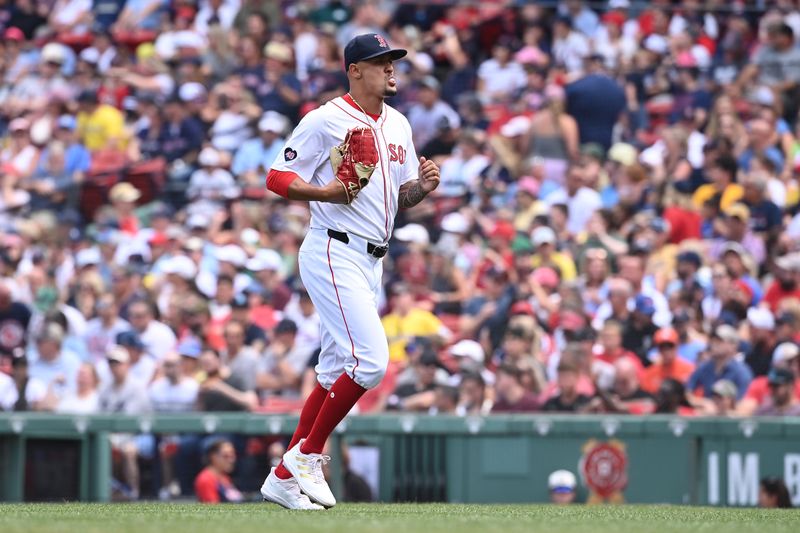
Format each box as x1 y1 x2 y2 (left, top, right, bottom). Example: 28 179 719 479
510 301 535 316
654 328 679 345
4 27 25 41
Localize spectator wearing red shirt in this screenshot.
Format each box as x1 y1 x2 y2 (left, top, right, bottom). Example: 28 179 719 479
641 328 695 394
194 439 243 504
492 363 541 413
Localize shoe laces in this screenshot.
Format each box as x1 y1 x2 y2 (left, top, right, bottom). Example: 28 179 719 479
307 454 331 484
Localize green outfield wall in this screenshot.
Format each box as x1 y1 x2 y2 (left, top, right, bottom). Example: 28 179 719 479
1 414 798 505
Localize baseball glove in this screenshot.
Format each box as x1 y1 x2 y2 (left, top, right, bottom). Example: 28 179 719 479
330 127 378 204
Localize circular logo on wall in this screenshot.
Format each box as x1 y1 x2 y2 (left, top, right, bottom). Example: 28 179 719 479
580 439 628 501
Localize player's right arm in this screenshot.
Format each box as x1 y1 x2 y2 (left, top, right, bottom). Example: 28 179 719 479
266 108 348 204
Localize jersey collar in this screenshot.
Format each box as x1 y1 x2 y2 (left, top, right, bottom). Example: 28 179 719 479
342 93 382 122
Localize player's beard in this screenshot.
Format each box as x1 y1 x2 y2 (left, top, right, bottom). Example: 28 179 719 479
383 86 397 98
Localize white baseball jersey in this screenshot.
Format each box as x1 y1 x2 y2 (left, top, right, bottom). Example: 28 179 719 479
271 95 420 391
271 95 419 244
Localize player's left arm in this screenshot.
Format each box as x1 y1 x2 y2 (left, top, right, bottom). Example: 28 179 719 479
398 156 440 208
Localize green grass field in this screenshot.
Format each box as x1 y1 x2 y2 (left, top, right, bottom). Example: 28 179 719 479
0 503 798 533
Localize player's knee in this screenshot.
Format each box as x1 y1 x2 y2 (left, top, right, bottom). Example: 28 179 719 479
355 348 389 390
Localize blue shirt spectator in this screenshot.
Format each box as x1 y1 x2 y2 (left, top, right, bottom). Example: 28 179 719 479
686 325 753 400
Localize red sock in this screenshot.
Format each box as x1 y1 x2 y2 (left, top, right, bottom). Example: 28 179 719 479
300 373 366 454
274 382 328 480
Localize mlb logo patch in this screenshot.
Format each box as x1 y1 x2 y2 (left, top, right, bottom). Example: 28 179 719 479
284 147 297 161
375 34 388 48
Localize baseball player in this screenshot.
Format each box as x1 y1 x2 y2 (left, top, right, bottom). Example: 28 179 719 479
259 34 440 509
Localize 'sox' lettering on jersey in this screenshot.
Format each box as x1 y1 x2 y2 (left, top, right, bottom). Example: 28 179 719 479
388 144 406 164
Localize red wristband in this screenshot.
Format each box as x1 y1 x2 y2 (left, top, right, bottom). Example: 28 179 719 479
266 169 299 199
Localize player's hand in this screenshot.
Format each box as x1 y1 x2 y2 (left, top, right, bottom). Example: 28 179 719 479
418 157 440 193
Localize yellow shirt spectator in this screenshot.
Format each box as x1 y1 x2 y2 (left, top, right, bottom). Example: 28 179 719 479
382 294 450 362
77 102 125 152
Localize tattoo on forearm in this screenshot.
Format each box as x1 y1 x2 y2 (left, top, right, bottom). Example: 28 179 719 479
398 180 426 208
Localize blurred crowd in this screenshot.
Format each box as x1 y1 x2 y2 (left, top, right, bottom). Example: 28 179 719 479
2 0 800 498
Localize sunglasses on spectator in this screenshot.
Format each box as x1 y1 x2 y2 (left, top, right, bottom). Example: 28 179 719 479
658 342 677 349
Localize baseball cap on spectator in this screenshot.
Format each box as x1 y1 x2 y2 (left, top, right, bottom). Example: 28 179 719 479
57 115 77 131
720 242 747 259
441 213 469 234
677 250 702 268
109 182 141 203
187 213 209 230
773 342 800 365
179 82 207 102
517 177 539 197
650 217 669 234
264 41 293 63
418 349 443 368
9 118 30 132
767 367 795 386
216 244 247 267
37 322 65 343
654 328 679 346
258 111 289 134
231 293 249 309
247 249 282 272
750 86 775 107
177 338 202 359
41 43 67 65
747 307 775 330
724 203 750 222
274 318 298 335
449 339 485 364
511 234 534 255
198 147 221 167
580 143 605 162
149 232 168 247
532 226 556 247
775 253 800 272
644 34 669 55
116 330 146 350
394 223 430 245
178 237 201 254
489 221 515 243
711 379 738 399
79 48 100 65
712 324 740 344
343 33 407 72
107 344 131 364
419 75 440 92
4 27 25 41
75 247 101 269
548 470 577 493
608 143 637 166
162 255 197 279
510 300 535 316
634 295 655 315
531 267 559 289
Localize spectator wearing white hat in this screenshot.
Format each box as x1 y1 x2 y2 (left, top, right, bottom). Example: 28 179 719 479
186 146 239 209
231 111 288 187
255 40 302 119
745 307 778 377
246 249 293 311
449 339 494 387
108 182 142 235
738 342 800 416
407 76 461 148
126 299 177 362
3 42 71 114
28 322 81 398
548 469 578 504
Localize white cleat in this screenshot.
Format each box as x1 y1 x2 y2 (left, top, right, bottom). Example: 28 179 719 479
261 467 325 510
281 439 337 508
